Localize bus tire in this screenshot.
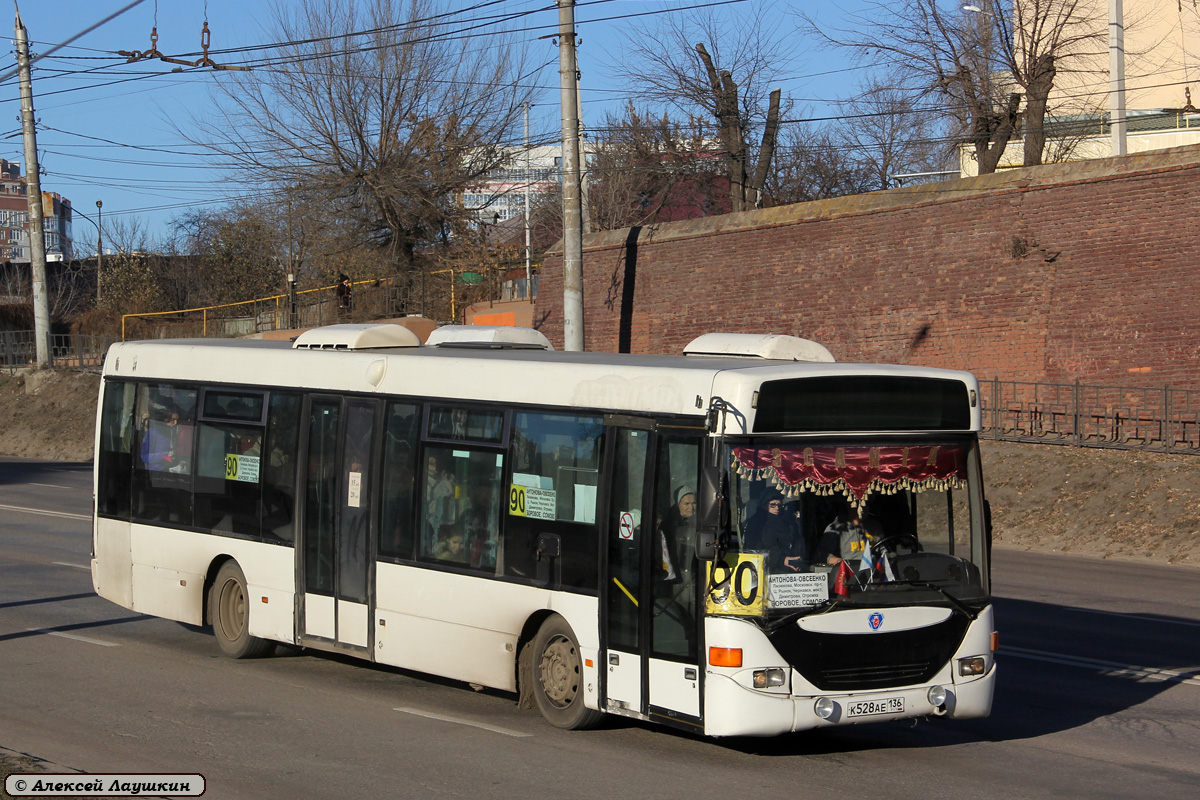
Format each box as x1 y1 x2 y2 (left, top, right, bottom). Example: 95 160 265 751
530 615 603 730
210 561 273 659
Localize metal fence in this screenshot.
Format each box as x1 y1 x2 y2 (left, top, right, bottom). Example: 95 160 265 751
981 378 1200 455
1 330 119 374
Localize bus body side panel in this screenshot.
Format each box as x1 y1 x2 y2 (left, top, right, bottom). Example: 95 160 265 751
548 590 603 713
374 562 601 703
92 518 133 609
126 526 295 639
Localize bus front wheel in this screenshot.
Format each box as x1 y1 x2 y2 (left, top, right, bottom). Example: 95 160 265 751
530 616 603 730
210 561 273 659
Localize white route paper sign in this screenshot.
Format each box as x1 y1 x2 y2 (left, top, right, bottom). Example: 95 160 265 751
768 572 829 609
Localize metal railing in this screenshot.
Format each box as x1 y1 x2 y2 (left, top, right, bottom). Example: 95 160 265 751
981 378 1200 455
119 278 417 341
1 330 119 373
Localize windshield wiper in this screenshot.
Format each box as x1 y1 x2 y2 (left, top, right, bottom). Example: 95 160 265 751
892 580 979 621
766 581 978 632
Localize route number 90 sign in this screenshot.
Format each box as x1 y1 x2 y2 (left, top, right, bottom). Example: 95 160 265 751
705 552 765 616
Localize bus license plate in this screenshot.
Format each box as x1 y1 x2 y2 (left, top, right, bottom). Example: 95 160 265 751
846 697 904 717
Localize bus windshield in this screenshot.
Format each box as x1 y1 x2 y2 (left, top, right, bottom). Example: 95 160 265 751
712 439 988 619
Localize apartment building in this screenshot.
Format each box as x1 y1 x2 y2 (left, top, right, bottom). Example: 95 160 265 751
0 159 73 262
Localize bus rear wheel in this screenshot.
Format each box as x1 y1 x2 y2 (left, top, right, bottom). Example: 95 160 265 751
210 561 273 659
530 616 603 730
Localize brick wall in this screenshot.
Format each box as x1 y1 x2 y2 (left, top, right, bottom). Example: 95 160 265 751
537 144 1200 389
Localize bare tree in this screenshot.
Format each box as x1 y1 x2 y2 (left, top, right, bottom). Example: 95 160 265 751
611 2 790 211
990 0 1106 166
189 0 533 272
835 79 954 189
805 1 1104 173
582 104 728 231
765 124 873 205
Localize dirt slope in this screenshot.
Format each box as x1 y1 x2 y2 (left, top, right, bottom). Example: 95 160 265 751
2 370 1197 566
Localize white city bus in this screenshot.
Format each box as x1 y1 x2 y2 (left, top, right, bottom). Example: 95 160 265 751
91 324 995 736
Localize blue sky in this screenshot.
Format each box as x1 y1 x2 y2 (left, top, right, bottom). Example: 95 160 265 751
4 0 868 247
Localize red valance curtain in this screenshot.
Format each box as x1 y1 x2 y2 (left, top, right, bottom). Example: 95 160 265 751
731 445 966 512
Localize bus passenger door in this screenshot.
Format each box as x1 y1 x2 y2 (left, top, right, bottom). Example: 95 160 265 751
300 397 377 652
603 424 703 728
603 427 648 714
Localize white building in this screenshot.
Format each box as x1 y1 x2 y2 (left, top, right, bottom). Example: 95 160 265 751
461 145 562 224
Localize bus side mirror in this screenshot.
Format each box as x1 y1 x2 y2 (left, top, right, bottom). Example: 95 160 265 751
696 465 727 561
697 465 723 530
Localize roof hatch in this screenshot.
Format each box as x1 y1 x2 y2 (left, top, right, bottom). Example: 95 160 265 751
683 333 835 362
425 325 553 350
292 324 422 350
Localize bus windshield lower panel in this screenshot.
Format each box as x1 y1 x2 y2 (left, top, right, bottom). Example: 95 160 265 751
707 438 988 622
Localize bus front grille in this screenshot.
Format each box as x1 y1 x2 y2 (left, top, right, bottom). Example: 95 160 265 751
767 612 972 692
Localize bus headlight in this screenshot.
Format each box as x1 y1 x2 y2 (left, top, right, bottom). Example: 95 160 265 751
958 656 987 676
927 685 948 708
752 668 787 689
814 697 835 719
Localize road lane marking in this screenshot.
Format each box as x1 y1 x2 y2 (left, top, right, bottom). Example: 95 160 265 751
1065 606 1200 630
1002 646 1200 687
28 483 77 490
0 503 90 522
53 562 91 571
25 628 117 647
394 707 532 737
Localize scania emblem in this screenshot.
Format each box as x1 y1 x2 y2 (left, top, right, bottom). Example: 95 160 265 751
868 612 884 631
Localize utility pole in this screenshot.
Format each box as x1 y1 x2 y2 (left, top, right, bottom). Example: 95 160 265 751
15 8 50 369
1109 0 1127 156
523 102 532 301
557 0 584 351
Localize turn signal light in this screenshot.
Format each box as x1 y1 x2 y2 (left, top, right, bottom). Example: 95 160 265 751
991 631 999 652
709 647 743 668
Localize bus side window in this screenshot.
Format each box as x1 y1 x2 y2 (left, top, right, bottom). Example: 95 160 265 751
418 446 504 575
194 422 264 536
131 383 196 525
262 393 301 543
98 381 137 519
506 412 603 587
379 402 420 560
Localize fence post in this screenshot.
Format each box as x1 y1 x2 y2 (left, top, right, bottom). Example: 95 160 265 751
1074 380 1082 447
991 377 999 440
1165 384 1172 454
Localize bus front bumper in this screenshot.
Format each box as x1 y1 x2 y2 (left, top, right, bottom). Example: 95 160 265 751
701 665 996 738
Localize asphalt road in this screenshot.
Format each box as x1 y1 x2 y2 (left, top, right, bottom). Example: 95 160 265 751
2 456 1198 800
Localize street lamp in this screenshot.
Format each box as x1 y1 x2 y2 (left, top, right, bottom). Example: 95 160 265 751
72 200 103 306
96 200 103 306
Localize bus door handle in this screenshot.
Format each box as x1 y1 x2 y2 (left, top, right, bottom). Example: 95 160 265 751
536 533 561 560
536 533 561 587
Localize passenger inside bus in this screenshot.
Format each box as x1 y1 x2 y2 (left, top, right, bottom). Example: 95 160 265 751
744 489 809 572
818 503 882 567
433 524 468 562
461 483 500 570
141 410 179 470
423 453 456 552
657 485 696 585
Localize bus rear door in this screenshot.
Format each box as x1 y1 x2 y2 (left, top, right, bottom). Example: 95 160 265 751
299 397 379 652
